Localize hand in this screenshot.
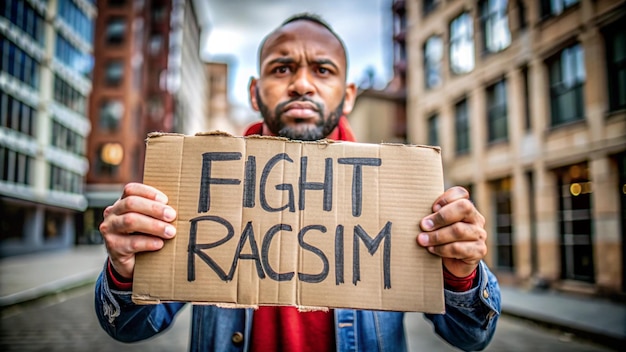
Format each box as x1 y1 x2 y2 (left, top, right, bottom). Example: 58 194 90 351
416 186 487 278
99 183 177 279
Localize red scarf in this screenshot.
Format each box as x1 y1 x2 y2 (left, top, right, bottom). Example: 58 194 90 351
247 116 355 352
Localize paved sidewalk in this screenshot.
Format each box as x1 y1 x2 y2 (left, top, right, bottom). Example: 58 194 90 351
0 245 107 307
1 245 625 349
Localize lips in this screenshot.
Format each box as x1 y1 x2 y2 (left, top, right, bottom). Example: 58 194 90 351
282 101 319 119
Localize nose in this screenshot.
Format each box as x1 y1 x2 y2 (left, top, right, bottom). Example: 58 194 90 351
288 68 314 97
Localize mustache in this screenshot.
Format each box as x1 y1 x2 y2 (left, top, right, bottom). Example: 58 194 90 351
276 96 323 114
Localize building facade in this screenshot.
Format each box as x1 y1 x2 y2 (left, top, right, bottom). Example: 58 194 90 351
84 0 207 242
406 0 625 296
0 0 96 256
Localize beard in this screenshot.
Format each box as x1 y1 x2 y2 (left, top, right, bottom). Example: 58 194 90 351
256 90 344 141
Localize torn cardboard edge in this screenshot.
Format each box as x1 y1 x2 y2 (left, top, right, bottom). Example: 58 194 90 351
133 132 445 313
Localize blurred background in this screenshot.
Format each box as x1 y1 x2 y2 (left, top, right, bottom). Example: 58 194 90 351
0 0 625 350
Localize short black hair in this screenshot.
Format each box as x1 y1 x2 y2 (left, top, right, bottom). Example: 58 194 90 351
257 13 348 73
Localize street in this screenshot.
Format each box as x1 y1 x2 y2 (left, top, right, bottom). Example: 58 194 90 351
0 285 615 352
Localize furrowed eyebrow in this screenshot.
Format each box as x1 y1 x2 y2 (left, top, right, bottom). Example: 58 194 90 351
313 59 339 71
266 57 296 66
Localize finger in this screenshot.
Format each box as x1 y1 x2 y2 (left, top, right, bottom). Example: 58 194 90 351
425 240 486 264
421 198 480 232
111 195 177 222
106 232 165 257
417 221 485 247
101 212 176 239
122 182 169 204
431 186 469 212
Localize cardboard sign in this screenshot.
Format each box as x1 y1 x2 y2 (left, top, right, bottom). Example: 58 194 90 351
132 132 445 313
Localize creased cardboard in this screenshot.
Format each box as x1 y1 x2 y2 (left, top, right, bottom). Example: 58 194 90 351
132 132 445 313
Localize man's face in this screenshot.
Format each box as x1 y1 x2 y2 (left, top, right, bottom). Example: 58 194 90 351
250 20 356 140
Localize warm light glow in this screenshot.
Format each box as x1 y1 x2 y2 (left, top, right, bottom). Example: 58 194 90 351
101 143 124 166
570 183 581 196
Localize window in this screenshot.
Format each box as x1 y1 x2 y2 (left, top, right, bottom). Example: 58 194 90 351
427 113 439 146
0 92 36 137
53 75 87 115
486 79 508 142
148 34 163 56
99 100 124 131
105 17 126 45
424 35 443 89
480 0 511 53
548 44 585 126
521 65 531 131
55 34 93 77
0 35 39 88
423 0 440 17
455 98 470 154
0 146 32 185
556 163 594 282
50 165 82 194
492 178 514 270
105 61 124 86
604 21 626 111
51 121 85 155
2 0 45 43
540 0 579 18
450 13 475 75
58 0 94 43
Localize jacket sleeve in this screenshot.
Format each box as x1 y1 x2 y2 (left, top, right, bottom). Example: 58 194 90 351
424 261 501 351
94 261 186 343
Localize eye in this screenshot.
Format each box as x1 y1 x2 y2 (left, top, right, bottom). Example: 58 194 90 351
272 66 290 74
317 67 330 75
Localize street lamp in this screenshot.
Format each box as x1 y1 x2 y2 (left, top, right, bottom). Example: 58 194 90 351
100 142 124 166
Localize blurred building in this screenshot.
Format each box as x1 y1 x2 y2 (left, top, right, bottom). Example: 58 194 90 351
84 0 208 242
0 0 95 256
349 0 407 144
406 0 625 296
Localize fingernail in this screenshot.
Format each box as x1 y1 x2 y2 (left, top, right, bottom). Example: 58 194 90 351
155 194 168 203
433 204 442 212
418 233 429 246
164 207 176 221
422 219 434 231
164 225 176 238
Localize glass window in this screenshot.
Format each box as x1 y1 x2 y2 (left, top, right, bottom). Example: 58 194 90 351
450 13 475 75
55 34 93 78
53 75 87 115
0 35 39 88
106 17 126 45
99 100 124 130
486 79 508 142
427 113 439 146
540 0 579 18
105 61 124 86
2 0 45 43
0 146 32 185
58 0 94 43
492 178 514 270
424 35 443 89
0 92 36 137
423 0 440 17
480 0 511 53
148 34 163 56
455 98 470 154
604 21 626 111
548 44 585 126
556 163 594 282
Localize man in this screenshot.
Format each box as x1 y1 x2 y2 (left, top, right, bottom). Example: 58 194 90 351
95 13 500 352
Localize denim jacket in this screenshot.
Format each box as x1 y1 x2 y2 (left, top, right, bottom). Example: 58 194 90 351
95 260 500 352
